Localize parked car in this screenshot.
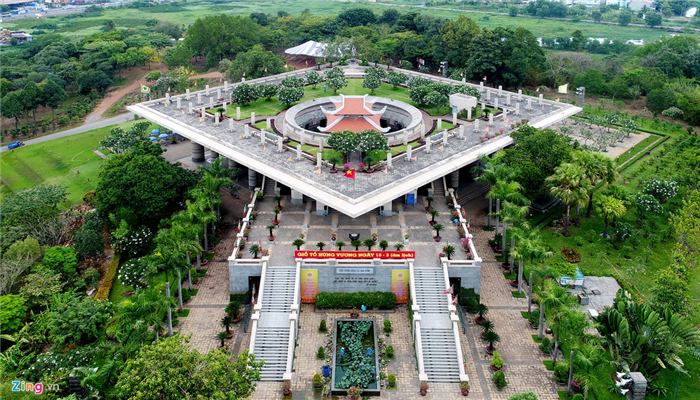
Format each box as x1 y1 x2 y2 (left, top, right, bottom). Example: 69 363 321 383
7 141 24 150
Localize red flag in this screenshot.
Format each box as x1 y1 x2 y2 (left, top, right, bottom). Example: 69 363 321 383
344 169 356 180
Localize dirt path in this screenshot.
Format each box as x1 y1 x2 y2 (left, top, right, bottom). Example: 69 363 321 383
85 69 223 123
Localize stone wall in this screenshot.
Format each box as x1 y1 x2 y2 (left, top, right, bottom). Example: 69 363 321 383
447 265 482 294
229 264 262 293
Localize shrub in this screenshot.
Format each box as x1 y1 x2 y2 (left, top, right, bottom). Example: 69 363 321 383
459 287 480 308
553 361 569 383
315 292 396 309
95 254 120 300
493 370 507 389
387 373 396 387
528 312 539 327
316 346 325 359
319 319 327 332
118 258 147 289
538 337 551 354
560 248 581 263
385 345 394 359
491 350 504 369
313 373 323 390
383 319 392 333
225 301 241 318
572 394 583 400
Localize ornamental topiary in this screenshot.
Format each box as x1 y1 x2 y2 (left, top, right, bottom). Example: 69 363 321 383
492 370 507 390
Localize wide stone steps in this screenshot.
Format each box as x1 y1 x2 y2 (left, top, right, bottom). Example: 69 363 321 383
432 179 445 197
421 328 460 382
253 327 290 380
457 182 489 205
264 178 277 195
414 269 449 314
261 267 295 313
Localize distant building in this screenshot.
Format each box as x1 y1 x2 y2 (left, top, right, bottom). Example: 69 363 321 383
0 30 33 45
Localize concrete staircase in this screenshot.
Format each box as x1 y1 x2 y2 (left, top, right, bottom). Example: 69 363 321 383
457 182 489 206
263 178 277 196
253 266 296 380
413 267 460 382
432 179 445 197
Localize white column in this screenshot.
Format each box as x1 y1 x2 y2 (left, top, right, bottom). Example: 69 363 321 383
176 97 181 109
291 189 303 205
459 125 465 139
244 124 250 137
266 118 271 130
474 119 480 132
406 145 412 161
296 145 303 160
260 130 266 145
236 107 241 120
381 201 393 216
387 153 392 169
316 200 327 216
316 152 322 168
498 85 503 97
251 112 256 125
197 92 202 105
426 138 431 153
217 88 221 99
186 89 190 99
229 118 234 131
437 118 442 130
188 102 193 114
277 136 284 152
518 89 523 100
215 114 220 125
489 114 494 127
205 85 210 95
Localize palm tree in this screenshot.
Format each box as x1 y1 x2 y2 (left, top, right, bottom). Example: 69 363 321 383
352 240 362 250
272 208 281 224
109 285 174 346
474 303 489 324
273 194 284 210
536 279 577 365
511 230 553 295
442 244 456 260
170 219 203 291
394 243 404 251
546 163 590 236
199 157 230 221
483 330 500 353
317 241 326 250
249 244 261 258
499 198 529 264
363 238 376 250
480 320 494 335
336 241 346 250
595 195 626 239
428 209 440 224
573 151 618 218
216 331 229 348
292 239 305 250
149 228 196 313
473 153 512 229
266 224 276 240
425 196 434 210
431 224 444 241
186 198 216 255
379 240 389 250
221 315 235 335
488 180 524 243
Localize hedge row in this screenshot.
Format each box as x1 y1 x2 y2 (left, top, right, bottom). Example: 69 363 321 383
95 254 121 300
316 292 396 310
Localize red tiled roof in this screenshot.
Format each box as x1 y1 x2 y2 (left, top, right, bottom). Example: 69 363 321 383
331 97 376 115
324 117 379 133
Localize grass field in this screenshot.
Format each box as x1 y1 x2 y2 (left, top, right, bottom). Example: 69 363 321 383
0 120 142 206
2 0 679 45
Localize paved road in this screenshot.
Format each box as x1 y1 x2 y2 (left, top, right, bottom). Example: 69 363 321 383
0 113 133 154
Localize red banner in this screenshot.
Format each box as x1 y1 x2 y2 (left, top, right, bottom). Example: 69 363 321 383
295 250 415 259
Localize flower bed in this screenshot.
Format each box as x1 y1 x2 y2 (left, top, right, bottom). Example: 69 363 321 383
331 320 380 396
316 292 396 310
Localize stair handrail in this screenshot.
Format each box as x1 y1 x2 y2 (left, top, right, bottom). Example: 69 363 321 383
243 292 253 333
456 298 467 335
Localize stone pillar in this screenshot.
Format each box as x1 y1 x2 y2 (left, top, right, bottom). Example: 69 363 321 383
437 118 442 130
205 85 210 95
209 97 214 109
467 108 472 120
244 124 250 138
403 131 408 146
425 138 431 153
191 142 205 162
210 151 219 160
291 189 304 205
459 125 465 139
316 201 327 216
527 99 532 110
387 153 392 169
450 170 459 189
494 98 499 110
277 136 284 152
506 93 511 106
479 81 484 91
217 88 221 99
498 85 503 97
452 112 457 125
197 92 202 105
188 102 193 114
381 201 393 216
228 158 238 168
283 122 288 137
224 81 229 91
518 89 523 100
539 94 544 103
406 145 412 161
176 97 181 109
474 119 480 132
214 114 220 125
248 169 257 191
316 152 322 168
300 130 305 146
516 103 520 115
266 118 271 130
260 130 266 145
420 123 426 139
488 114 494 127
236 107 241 120
229 118 234 131
485 90 490 101
296 145 303 160
251 112 256 125
186 89 190 99
442 130 448 146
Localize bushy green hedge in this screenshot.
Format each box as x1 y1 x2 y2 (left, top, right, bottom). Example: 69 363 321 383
316 292 396 310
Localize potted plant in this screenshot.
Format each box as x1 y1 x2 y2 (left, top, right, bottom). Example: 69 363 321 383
461 237 470 251
394 243 405 251
256 191 263 202
483 330 500 355
357 161 366 172
282 380 292 396
336 241 346 250
474 303 489 324
447 197 455 208
457 226 466 238
292 239 305 250
428 209 440 225
347 386 363 400
249 244 261 259
491 350 504 371
331 232 337 242
316 346 325 360
266 224 277 241
385 344 395 359
383 319 392 333
221 315 235 338
272 208 281 225
317 241 326 250
404 234 410 245
216 331 229 349
226 301 242 322
351 240 362 250
350 308 359 318
313 373 323 390
460 382 470 396
432 224 444 242
425 196 434 211
480 320 494 338
379 240 389 250
492 370 507 390
319 319 327 333
388 373 397 388
243 228 250 241
420 381 429 396
371 232 378 242
443 244 456 260
364 238 376 250
273 194 284 211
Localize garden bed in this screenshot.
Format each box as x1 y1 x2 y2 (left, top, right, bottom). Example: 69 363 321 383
331 319 380 397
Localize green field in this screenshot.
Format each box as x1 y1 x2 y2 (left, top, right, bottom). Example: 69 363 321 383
2 0 680 44
0 120 141 206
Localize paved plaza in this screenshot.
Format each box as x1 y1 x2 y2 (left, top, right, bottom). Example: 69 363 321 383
174 187 563 399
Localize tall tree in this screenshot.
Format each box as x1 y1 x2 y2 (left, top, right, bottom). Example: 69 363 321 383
1 91 24 131
595 195 626 239
572 151 618 218
42 80 67 130
546 163 590 236
21 82 43 133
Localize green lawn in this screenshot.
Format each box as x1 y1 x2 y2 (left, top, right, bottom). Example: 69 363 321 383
0 120 142 206
3 0 674 43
